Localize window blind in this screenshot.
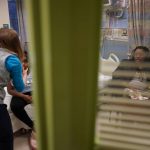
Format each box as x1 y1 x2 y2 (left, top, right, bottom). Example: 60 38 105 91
96 62 150 150
96 95 150 150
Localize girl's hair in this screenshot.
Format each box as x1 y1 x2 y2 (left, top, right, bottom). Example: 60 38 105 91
0 28 24 60
130 46 150 61
23 51 30 74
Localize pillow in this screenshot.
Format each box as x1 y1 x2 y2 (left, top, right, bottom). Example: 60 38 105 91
100 53 120 76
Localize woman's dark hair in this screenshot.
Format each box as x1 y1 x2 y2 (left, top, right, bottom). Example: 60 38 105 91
130 46 150 61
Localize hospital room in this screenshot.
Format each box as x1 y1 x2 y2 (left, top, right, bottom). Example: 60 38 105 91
0 0 150 150
97 0 150 150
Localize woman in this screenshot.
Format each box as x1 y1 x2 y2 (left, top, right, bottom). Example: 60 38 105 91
7 54 33 131
7 52 37 149
107 46 150 98
0 28 25 150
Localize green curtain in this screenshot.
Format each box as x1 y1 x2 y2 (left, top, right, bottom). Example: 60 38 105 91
25 0 102 149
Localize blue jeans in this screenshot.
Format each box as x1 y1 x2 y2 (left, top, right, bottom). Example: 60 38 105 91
0 104 13 150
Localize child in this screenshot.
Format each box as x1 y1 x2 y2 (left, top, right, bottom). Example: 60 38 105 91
109 46 150 97
0 28 25 150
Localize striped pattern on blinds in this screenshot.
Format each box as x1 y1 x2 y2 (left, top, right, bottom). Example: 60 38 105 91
96 55 150 150
96 62 150 150
96 95 150 150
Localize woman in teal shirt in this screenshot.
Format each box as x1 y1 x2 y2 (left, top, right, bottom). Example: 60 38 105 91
0 28 25 150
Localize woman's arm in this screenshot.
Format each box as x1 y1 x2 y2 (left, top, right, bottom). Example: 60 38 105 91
5 55 25 92
7 82 32 103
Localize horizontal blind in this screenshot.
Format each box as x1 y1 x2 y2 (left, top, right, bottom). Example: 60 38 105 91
96 59 150 150
96 95 150 150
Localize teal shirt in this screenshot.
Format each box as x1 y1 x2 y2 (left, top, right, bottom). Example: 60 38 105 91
5 55 24 92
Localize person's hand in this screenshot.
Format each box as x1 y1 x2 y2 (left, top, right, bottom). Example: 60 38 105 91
22 65 28 84
23 95 32 103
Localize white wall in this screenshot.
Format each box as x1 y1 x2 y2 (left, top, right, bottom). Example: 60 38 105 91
0 0 10 28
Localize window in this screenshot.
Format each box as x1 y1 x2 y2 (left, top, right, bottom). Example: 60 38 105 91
8 0 19 33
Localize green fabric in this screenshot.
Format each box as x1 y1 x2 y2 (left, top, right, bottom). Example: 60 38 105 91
25 0 102 149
